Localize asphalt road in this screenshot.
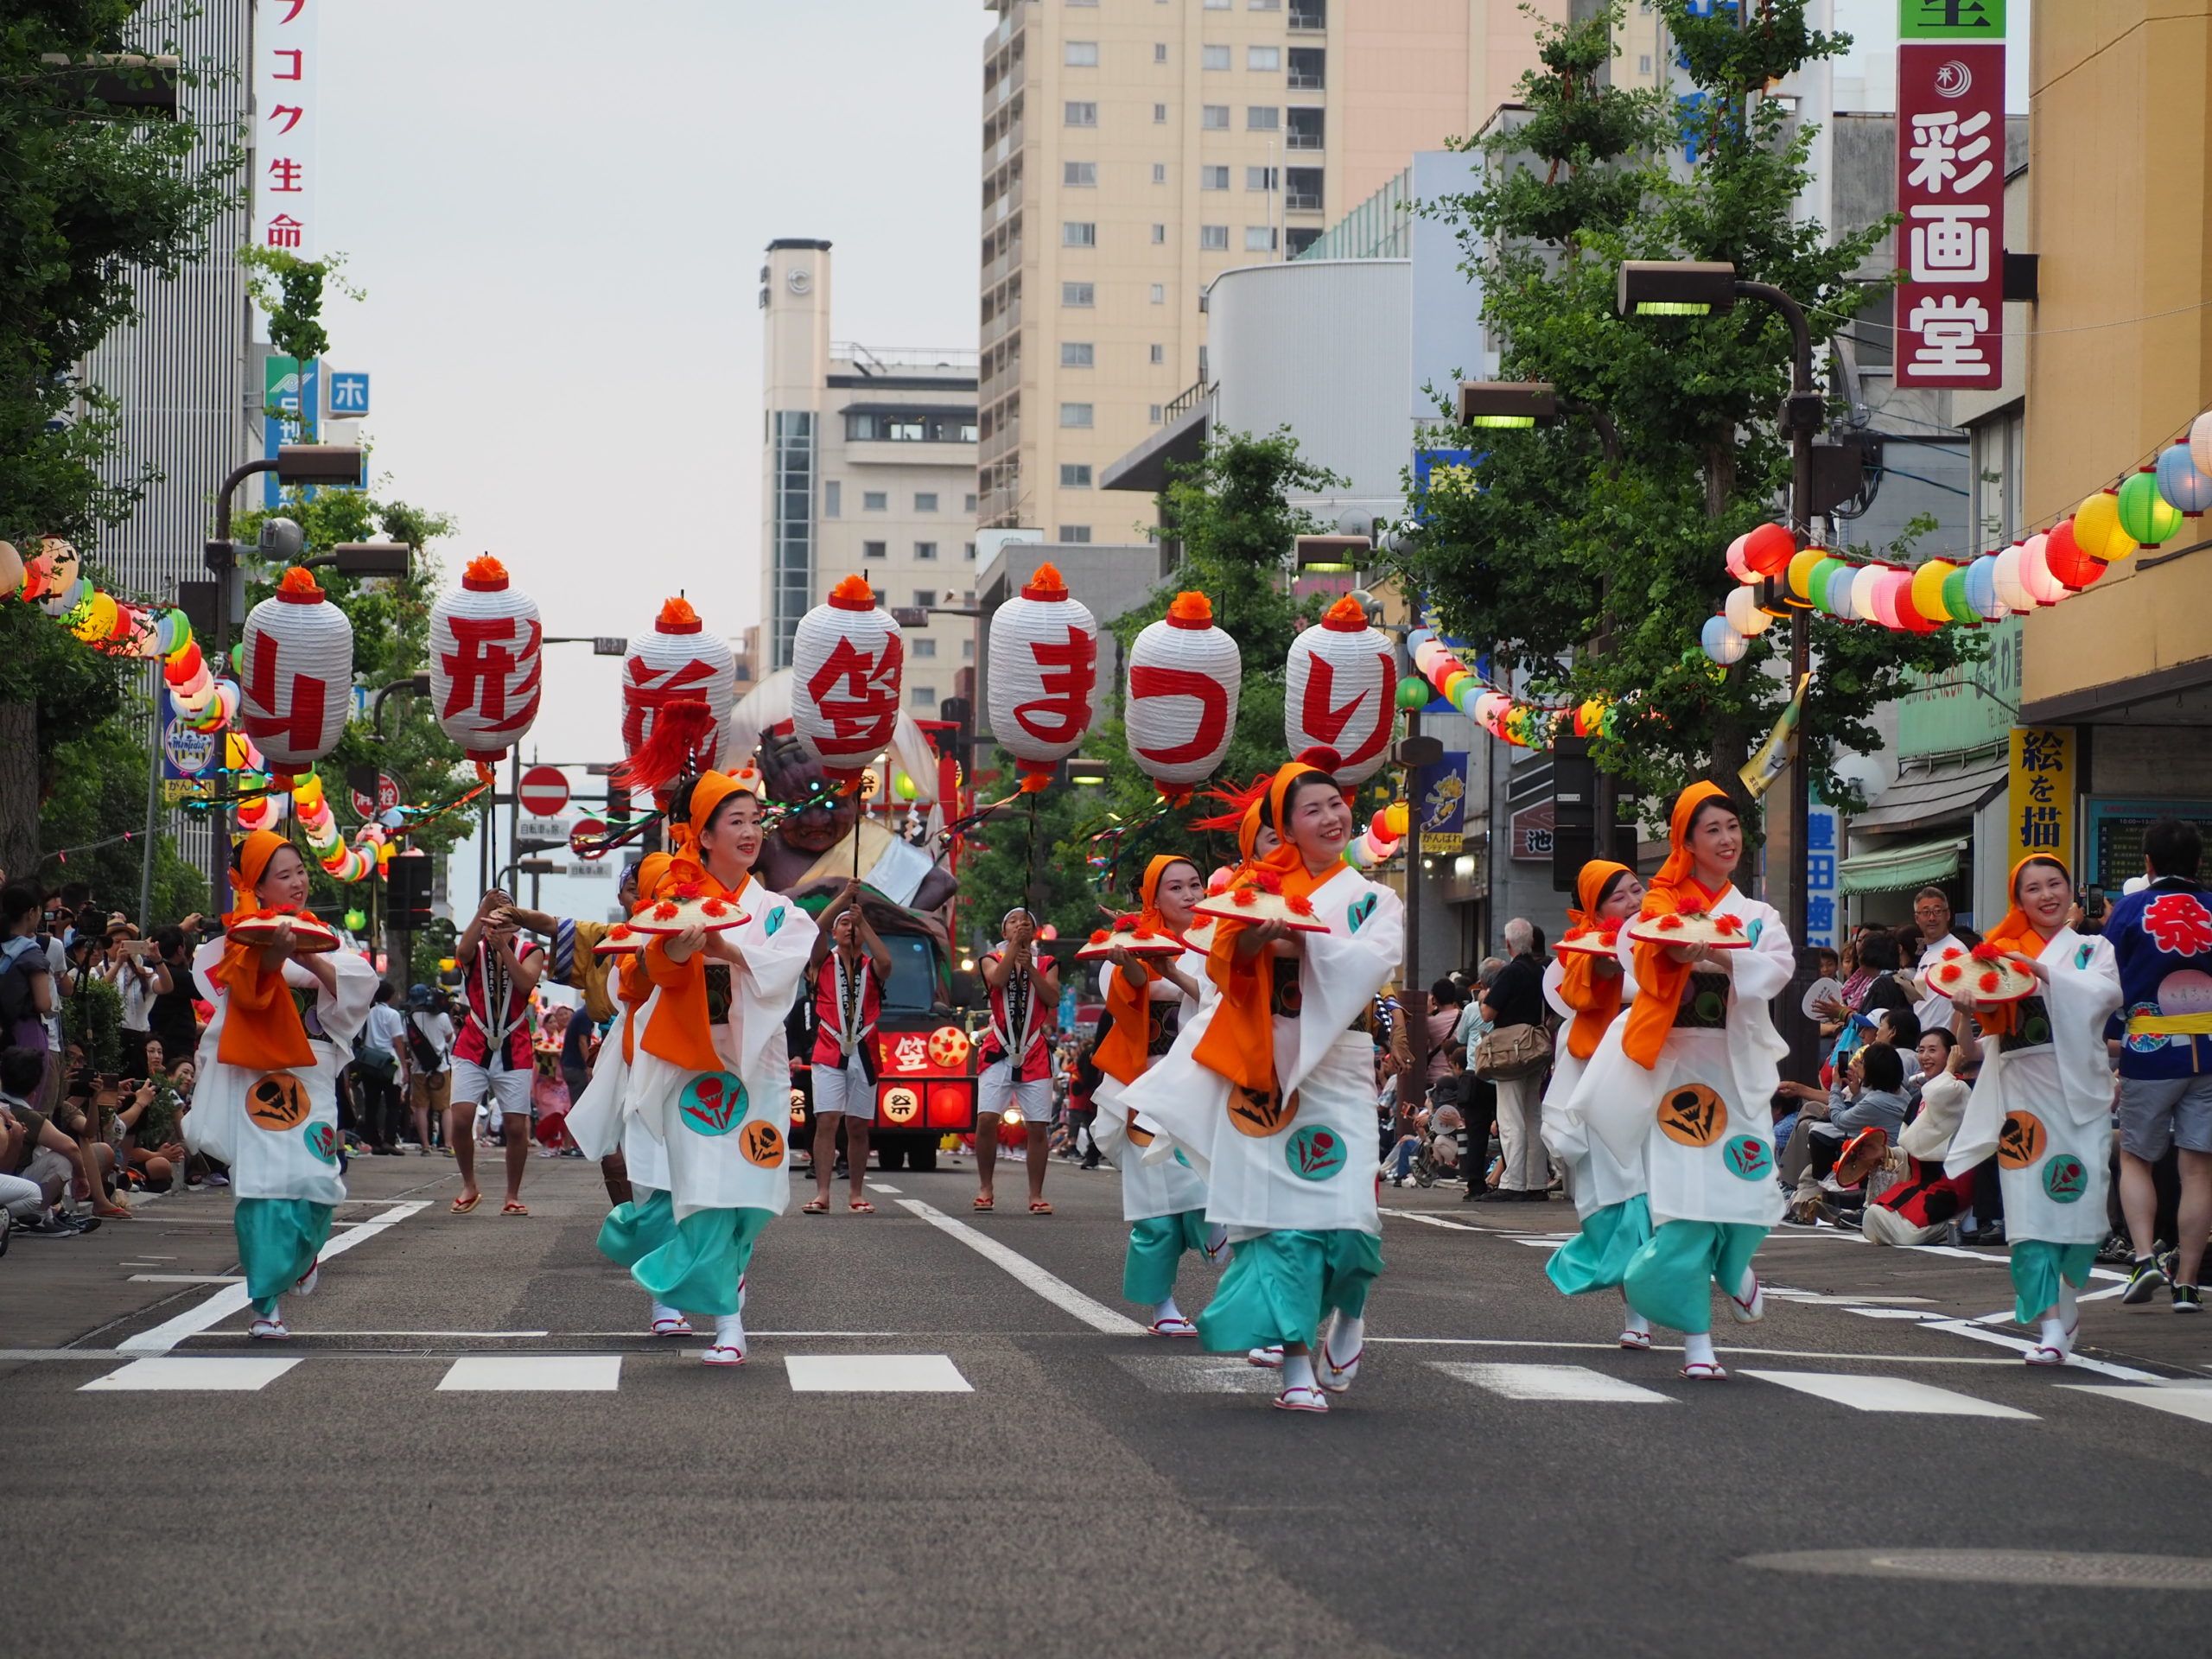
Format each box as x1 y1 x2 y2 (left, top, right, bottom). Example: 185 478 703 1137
5 1153 2212 1658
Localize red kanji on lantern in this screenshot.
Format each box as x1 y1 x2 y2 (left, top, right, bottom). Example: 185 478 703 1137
987 562 1098 788
238 567 353 779
429 556 543 762
791 576 903 785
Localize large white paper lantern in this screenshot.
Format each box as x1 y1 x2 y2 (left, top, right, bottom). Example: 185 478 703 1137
239 567 353 781
1125 590 1240 799
429 555 543 762
1284 594 1395 785
620 595 737 757
791 575 904 785
987 561 1098 787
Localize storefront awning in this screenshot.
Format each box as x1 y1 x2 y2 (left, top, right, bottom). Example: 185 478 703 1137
1838 836 1970 896
1847 754 2006 836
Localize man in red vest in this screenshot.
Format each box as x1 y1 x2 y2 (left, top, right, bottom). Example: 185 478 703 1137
803 880 894 1215
448 889 544 1216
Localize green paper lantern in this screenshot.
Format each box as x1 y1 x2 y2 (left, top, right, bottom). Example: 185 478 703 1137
2117 467 2183 549
1395 677 1430 709
344 909 367 931
1810 556 1849 613
1940 566 1974 626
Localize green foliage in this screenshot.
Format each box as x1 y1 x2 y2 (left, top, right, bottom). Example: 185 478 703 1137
1390 0 1979 817
37 693 208 923
957 430 1348 942
237 246 361 370
61 970 123 1076
0 3 240 546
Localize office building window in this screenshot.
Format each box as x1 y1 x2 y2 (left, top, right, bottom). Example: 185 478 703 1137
862 491 888 512
915 542 938 562
1063 221 1096 247
963 542 977 561
1287 47 1324 87
963 638 975 658
1151 223 1166 243
912 589 937 608
913 638 938 658
1245 226 1278 251
1199 224 1229 250
1204 0 1230 9
1154 102 1168 123
1285 166 1322 211
1065 41 1098 67
862 540 887 559
1248 46 1281 71
964 493 978 512
1202 45 1230 69
1149 404 1165 423
1058 525 1093 543
1251 0 1281 9
1247 105 1280 130
1287 105 1323 149
1150 283 1166 303
1060 403 1094 427
1289 0 1322 23
1286 226 1322 257
1201 164 1229 190
1201 104 1230 129
1063 160 1096 187
1638 54 1653 75
915 492 938 512
1062 282 1095 306
1247 166 1277 191
1062 341 1094 366
909 684 938 708
1149 343 1165 365
1060 463 1093 487
1065 100 1097 125
823 480 842 517
1153 162 1166 183
1154 41 1167 62
769 410 814 671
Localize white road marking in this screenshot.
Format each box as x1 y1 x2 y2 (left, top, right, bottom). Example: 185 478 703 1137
1113 1354 1278 1394
118 1201 430 1355
1916 1318 2160 1381
1389 1211 1486 1233
129 1274 243 1284
436 1356 622 1391
1433 1362 1675 1403
1765 1291 1936 1306
785 1354 971 1392
1848 1308 1942 1319
1741 1370 2036 1418
81 1357 302 1392
894 1198 1147 1335
868 1183 902 1193
2062 1385 2212 1426
1366 1337 2023 1365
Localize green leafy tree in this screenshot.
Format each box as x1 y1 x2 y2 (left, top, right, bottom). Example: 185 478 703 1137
236 246 359 367
1389 1 1979 817
37 709 207 922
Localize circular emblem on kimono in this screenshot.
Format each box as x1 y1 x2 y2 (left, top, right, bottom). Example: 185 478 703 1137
927 1025 971 1069
1692 984 1728 1024
1227 1083 1299 1138
303 1122 340 1165
2018 1005 2052 1046
679 1071 747 1136
880 1085 920 1126
1285 1124 1346 1181
741 1120 785 1167
245 1071 310 1131
1125 1118 1156 1147
1721 1135 1773 1181
2042 1153 2088 1205
1997 1110 2046 1169
2124 1001 2169 1056
1656 1084 1728 1147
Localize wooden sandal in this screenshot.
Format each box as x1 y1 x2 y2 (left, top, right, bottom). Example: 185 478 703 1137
849 1198 875 1213
802 1197 830 1214
973 1195 994 1211
1028 1199 1052 1215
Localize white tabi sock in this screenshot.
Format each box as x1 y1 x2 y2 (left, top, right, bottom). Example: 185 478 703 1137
1281 1351 1317 1393
1623 1307 1652 1338
1735 1266 1758 1302
2058 1277 2079 1323
713 1311 747 1354
651 1301 683 1328
2037 1313 2072 1355
1325 1314 1365 1366
1151 1297 1184 1325
1682 1332 1718 1370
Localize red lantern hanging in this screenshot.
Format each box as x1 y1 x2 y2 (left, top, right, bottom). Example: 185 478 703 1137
239 567 354 784
1125 590 1241 802
1741 522 1796 578
2043 518 2107 593
1285 594 1396 785
429 555 543 763
790 575 904 786
985 562 1098 791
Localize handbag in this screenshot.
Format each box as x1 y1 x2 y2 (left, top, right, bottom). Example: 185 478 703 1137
1473 1020 1552 1082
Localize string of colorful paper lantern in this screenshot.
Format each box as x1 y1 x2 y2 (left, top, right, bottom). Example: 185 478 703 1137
1700 407 2212 664
1407 626 1617 750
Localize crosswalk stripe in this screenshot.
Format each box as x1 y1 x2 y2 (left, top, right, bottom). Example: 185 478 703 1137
1739 1370 2036 1418
1432 1362 1674 1402
785 1354 971 1392
435 1356 622 1392
1114 1353 1278 1394
2061 1385 2212 1426
81 1357 302 1392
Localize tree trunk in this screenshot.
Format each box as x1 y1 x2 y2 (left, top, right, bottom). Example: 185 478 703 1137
0 701 38 886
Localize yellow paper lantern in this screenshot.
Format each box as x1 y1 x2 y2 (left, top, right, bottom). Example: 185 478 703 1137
1381 802 1410 839
70 590 119 643
1910 560 1957 623
2072 488 2138 563
1784 549 1825 608
292 772 325 812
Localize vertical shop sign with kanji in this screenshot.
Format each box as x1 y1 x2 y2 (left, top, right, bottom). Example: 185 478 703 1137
2008 727 2075 870
253 1 317 257
1804 797 1840 949
1895 3 2004 389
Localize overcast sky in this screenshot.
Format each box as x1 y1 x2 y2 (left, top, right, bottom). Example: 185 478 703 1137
316 1 989 922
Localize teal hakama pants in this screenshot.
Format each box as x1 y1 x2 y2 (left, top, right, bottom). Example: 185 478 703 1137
2010 1238 2097 1325
1123 1210 1212 1306
235 1198 334 1316
599 1187 766 1317
1195 1228 1383 1353
1547 1194 1653 1297
1621 1218 1766 1335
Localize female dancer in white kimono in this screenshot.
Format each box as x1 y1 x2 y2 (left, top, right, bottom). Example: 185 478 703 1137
1090 853 1227 1335
1943 855 2122 1364
594 771 817 1365
1571 782 1789 1381
185 830 378 1339
1539 858 1652 1348
1126 759 1405 1412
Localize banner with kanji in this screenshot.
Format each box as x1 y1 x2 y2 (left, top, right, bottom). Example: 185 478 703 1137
252 0 317 256
2008 727 2075 872
1895 39 2005 386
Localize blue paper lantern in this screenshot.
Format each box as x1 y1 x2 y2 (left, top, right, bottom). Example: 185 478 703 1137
2157 442 2212 518
1964 555 2005 620
1700 613 1747 666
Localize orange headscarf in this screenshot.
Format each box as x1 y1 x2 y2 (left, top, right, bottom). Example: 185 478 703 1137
1974 854 2069 1037
1192 761 1344 1096
642 778 761 1073
1622 781 1736 1070
1096 855 1193 1085
213 830 315 1071
1558 859 1633 1061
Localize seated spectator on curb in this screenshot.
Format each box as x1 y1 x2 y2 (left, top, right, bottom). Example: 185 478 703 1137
1 1046 100 1236
1866 1030 1978 1245
1781 1042 1911 1221
112 1039 188 1190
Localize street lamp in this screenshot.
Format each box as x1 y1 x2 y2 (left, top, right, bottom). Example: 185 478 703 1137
305 543 412 579
1457 381 1560 429
1065 756 1109 786
1294 535 1368 573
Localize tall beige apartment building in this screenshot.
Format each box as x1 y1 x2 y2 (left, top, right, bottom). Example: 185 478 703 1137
977 0 1582 538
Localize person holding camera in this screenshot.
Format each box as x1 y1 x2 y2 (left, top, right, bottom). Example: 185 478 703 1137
447 889 543 1215
104 918 171 1076
975 906 1059 1215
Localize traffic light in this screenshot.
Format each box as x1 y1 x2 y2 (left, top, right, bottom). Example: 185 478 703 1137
386 849 435 929
1551 738 1596 894
938 695 975 767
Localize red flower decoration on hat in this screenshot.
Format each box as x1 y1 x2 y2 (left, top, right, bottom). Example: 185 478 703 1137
1286 895 1314 918
1233 888 1258 908
1089 929 1109 945
653 901 678 920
